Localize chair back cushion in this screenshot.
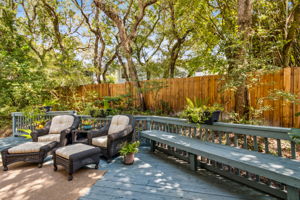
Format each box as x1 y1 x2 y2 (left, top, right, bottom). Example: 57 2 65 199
49 115 74 134
108 115 130 134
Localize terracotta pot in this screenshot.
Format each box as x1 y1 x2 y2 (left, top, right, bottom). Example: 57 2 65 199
123 153 135 165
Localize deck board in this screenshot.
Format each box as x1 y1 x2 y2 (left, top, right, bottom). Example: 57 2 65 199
0 137 278 200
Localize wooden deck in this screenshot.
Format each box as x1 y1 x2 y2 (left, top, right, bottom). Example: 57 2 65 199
0 137 278 200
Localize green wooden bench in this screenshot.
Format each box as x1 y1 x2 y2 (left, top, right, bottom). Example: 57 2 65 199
141 130 300 200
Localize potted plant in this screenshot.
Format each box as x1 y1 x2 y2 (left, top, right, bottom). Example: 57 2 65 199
41 99 58 112
181 98 223 125
81 119 94 130
119 141 140 165
34 119 48 129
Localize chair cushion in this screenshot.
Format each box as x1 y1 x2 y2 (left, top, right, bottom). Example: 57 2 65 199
8 142 52 154
108 115 130 135
92 136 107 148
38 134 60 142
55 144 96 159
49 115 74 134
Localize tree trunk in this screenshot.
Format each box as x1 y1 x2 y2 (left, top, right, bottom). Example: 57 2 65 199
235 0 253 117
169 40 181 78
123 46 147 110
94 35 101 83
117 52 130 82
282 4 300 67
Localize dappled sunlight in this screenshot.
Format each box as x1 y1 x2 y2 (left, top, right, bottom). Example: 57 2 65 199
154 172 163 177
0 160 106 200
236 154 257 162
231 151 298 176
138 163 151 169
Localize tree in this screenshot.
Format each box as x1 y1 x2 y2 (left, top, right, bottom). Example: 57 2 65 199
163 1 193 78
282 3 300 67
94 0 158 110
233 0 253 117
72 0 119 83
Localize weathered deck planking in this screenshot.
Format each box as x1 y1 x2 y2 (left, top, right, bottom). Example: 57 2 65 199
0 137 277 200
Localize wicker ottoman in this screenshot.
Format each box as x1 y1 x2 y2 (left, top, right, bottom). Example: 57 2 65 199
1 141 58 171
53 143 100 181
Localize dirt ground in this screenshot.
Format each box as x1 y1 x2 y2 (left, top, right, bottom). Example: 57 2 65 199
0 126 12 138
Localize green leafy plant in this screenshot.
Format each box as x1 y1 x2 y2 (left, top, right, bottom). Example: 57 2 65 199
119 141 140 156
17 129 32 139
180 98 223 124
42 99 58 107
81 119 95 126
288 128 300 144
90 108 119 118
34 119 48 129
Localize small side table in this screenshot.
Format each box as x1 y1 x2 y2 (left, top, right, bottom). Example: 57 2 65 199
72 130 90 144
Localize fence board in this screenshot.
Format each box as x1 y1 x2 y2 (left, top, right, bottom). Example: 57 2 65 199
77 67 300 128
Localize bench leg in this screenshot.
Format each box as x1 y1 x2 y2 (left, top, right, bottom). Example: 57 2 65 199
189 153 197 171
150 141 156 153
68 173 73 181
287 186 299 200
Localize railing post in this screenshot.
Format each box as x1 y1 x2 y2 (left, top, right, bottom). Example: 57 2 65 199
146 117 151 130
287 186 299 200
11 112 17 136
188 153 197 171
143 117 151 146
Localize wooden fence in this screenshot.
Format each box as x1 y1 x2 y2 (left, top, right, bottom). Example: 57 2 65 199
77 67 300 128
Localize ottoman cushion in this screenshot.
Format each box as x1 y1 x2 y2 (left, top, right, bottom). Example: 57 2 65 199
8 141 53 154
38 134 60 142
55 144 96 159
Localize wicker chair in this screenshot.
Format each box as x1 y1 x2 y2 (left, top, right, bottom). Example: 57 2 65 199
31 115 80 147
87 115 135 162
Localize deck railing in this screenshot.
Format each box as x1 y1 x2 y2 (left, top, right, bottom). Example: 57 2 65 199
11 112 298 198
12 112 295 158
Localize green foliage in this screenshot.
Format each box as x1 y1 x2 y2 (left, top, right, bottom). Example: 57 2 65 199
17 129 32 139
119 141 140 156
1 0 299 127
81 119 95 126
90 108 119 118
180 98 223 124
288 128 300 144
